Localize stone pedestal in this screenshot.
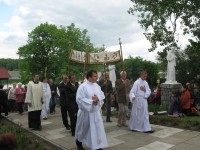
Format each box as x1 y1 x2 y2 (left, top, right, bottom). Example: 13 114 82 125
161 83 182 111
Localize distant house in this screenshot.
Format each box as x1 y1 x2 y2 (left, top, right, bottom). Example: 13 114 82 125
8 70 21 80
0 67 11 86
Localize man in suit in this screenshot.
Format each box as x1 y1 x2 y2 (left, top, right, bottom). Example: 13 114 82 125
99 72 113 122
58 75 70 130
115 71 131 127
66 74 79 136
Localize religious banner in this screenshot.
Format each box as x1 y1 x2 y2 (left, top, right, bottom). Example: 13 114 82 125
69 50 87 63
88 50 121 64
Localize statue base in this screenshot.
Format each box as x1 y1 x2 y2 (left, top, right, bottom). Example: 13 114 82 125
161 82 182 112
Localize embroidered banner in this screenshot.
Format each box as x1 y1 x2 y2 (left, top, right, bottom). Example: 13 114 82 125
69 50 122 64
88 50 121 64
69 50 87 63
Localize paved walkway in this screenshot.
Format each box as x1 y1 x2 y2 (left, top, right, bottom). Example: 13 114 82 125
6 107 200 150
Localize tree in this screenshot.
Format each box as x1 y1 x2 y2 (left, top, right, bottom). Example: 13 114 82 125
128 0 200 52
17 23 95 83
128 1 200 83
0 59 19 71
116 56 159 88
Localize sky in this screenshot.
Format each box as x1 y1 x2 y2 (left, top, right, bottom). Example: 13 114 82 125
0 0 159 61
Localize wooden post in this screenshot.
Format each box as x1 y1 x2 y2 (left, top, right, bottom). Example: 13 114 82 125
119 38 125 71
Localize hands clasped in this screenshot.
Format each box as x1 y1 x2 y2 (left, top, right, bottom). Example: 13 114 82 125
140 85 146 92
92 94 99 105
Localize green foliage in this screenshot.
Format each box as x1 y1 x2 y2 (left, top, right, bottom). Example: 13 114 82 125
128 0 200 52
0 119 46 150
0 59 19 70
17 22 96 84
116 56 159 88
128 0 200 83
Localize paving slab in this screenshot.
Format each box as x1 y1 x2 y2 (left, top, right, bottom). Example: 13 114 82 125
6 107 200 150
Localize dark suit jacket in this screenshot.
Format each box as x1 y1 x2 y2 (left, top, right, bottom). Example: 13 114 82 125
66 82 78 110
115 79 131 104
58 82 68 107
98 79 113 103
0 90 7 104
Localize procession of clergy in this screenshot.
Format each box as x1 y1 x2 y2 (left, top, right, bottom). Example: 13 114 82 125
24 69 152 150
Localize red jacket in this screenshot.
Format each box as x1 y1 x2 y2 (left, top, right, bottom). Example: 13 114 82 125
15 87 26 103
180 90 191 109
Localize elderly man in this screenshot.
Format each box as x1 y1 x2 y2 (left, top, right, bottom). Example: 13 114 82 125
115 71 131 127
58 75 70 130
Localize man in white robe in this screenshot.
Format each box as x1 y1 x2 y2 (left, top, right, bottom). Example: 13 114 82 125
129 71 153 133
75 70 108 150
25 74 43 130
41 77 51 120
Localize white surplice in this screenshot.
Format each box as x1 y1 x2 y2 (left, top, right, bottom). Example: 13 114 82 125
41 82 51 119
129 78 151 132
25 81 43 112
75 80 108 150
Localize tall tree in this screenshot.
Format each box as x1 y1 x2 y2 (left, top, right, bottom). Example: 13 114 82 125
128 0 200 82
17 23 94 83
128 0 200 52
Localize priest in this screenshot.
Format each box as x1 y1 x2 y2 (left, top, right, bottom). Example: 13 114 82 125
75 70 108 150
25 73 43 130
129 71 154 133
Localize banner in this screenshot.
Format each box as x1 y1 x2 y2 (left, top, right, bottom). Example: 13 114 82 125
69 50 122 64
88 50 121 64
69 50 87 63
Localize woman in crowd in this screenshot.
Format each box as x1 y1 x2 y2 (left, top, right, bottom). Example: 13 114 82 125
180 85 191 116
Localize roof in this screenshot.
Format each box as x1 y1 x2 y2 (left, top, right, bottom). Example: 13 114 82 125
0 67 11 79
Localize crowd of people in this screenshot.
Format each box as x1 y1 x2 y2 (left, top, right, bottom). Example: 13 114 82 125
148 75 200 118
1 70 200 150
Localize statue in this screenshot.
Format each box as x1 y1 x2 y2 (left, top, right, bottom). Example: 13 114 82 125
108 65 116 87
166 48 177 83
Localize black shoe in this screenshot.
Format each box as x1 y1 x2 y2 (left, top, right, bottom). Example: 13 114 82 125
76 140 84 150
33 127 41 131
66 126 70 130
106 120 112 122
131 130 139 132
96 149 103 150
144 130 154 133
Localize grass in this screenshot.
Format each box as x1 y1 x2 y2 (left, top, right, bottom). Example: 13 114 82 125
148 104 200 131
0 118 50 150
108 103 200 131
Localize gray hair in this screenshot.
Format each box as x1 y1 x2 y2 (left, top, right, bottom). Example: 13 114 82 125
120 71 127 76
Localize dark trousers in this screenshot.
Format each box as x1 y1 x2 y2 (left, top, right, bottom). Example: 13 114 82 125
8 99 17 112
28 110 41 129
49 96 56 113
0 102 8 116
17 102 24 114
68 105 78 136
106 102 111 121
61 106 70 128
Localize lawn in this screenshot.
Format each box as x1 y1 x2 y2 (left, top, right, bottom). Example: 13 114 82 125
148 104 200 131
0 118 55 150
109 104 200 131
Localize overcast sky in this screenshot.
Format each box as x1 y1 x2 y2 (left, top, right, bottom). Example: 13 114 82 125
0 0 158 61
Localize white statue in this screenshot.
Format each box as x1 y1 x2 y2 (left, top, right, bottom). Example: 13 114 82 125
108 65 116 87
166 48 177 83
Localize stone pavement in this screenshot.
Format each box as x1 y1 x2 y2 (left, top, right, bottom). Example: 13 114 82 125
6 107 200 150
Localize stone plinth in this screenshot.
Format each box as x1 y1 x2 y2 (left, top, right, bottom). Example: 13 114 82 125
161 83 182 111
